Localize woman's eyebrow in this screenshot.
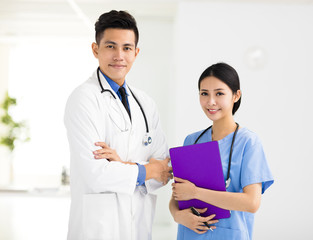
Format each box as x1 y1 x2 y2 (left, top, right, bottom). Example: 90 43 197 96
200 88 225 92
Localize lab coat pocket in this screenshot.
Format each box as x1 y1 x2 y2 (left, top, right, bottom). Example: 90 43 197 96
83 193 119 240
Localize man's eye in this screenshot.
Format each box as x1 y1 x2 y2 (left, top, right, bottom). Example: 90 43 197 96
124 47 132 51
106 45 114 49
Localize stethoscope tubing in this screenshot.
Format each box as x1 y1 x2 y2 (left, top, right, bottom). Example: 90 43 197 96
194 123 239 189
96 67 150 136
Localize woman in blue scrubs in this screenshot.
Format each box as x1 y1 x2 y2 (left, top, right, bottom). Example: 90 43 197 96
169 62 274 240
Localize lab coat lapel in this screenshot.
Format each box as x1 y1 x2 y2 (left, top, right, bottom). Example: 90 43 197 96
97 72 131 127
125 85 144 132
110 96 132 126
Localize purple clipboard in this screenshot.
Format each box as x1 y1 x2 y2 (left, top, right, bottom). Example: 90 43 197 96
169 141 230 219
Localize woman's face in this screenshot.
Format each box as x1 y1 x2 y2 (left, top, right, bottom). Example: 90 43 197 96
199 76 241 122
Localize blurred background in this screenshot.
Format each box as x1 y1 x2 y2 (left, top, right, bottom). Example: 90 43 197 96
0 0 312 239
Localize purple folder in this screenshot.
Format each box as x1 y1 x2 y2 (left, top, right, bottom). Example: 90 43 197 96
170 141 230 219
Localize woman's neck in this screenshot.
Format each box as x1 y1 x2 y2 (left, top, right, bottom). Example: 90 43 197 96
211 118 237 141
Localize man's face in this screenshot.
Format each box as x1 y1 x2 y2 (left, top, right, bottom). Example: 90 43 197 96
92 28 139 86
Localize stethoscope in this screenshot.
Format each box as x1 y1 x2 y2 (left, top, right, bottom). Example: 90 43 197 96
193 122 239 189
97 67 152 146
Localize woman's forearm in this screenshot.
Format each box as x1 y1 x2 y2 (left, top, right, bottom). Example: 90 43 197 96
169 196 179 220
195 183 262 213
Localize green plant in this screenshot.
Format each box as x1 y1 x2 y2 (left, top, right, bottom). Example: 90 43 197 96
0 91 30 151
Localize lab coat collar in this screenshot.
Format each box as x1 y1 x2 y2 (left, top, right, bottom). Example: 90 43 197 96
95 70 132 126
99 70 130 97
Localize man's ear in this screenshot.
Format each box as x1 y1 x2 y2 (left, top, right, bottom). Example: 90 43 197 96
91 42 98 58
135 47 140 57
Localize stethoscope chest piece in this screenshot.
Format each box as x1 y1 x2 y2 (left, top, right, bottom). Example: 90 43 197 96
225 178 231 189
143 134 152 146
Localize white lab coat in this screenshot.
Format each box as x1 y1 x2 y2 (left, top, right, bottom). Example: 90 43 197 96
64 70 168 240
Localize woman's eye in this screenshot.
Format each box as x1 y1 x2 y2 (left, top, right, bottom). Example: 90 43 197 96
216 92 224 96
200 92 208 96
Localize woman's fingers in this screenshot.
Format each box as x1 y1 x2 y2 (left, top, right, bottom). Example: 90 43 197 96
201 214 218 222
197 214 219 227
195 208 207 214
193 227 208 234
174 177 188 183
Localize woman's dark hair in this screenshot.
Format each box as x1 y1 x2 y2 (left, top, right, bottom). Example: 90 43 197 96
198 62 241 115
95 10 139 46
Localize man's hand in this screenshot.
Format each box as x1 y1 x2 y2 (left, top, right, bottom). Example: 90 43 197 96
93 142 123 163
145 158 173 185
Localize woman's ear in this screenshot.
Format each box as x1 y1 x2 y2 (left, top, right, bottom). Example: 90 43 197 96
234 90 242 103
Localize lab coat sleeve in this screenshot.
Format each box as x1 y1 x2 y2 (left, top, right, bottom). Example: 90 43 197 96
143 96 169 193
64 86 138 195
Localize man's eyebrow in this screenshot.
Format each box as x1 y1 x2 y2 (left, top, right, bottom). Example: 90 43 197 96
104 41 117 45
104 41 135 47
123 43 135 47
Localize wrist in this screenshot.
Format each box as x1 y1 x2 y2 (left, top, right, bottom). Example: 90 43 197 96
123 161 136 165
144 162 156 180
194 186 200 199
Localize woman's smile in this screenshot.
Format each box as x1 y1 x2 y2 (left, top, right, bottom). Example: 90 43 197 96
207 109 220 114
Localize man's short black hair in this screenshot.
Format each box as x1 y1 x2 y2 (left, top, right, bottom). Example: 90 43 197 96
95 10 139 46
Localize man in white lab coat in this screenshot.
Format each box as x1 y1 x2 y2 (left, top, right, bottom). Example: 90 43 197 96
64 10 172 240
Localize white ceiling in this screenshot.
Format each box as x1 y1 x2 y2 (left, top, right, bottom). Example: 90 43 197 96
0 0 179 40
0 0 312 40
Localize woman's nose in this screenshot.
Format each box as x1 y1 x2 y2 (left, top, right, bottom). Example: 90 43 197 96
207 96 216 106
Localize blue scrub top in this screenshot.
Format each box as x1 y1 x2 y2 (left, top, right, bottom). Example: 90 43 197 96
177 127 274 240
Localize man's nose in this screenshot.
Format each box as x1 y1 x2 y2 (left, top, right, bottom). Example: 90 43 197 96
113 49 123 61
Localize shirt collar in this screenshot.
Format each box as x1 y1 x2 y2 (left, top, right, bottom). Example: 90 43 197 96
100 70 129 96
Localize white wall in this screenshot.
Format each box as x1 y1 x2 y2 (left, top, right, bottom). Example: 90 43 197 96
7 38 96 186
172 2 313 239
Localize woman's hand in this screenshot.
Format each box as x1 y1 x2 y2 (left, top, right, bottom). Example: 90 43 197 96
172 177 197 201
174 207 218 234
93 142 123 163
